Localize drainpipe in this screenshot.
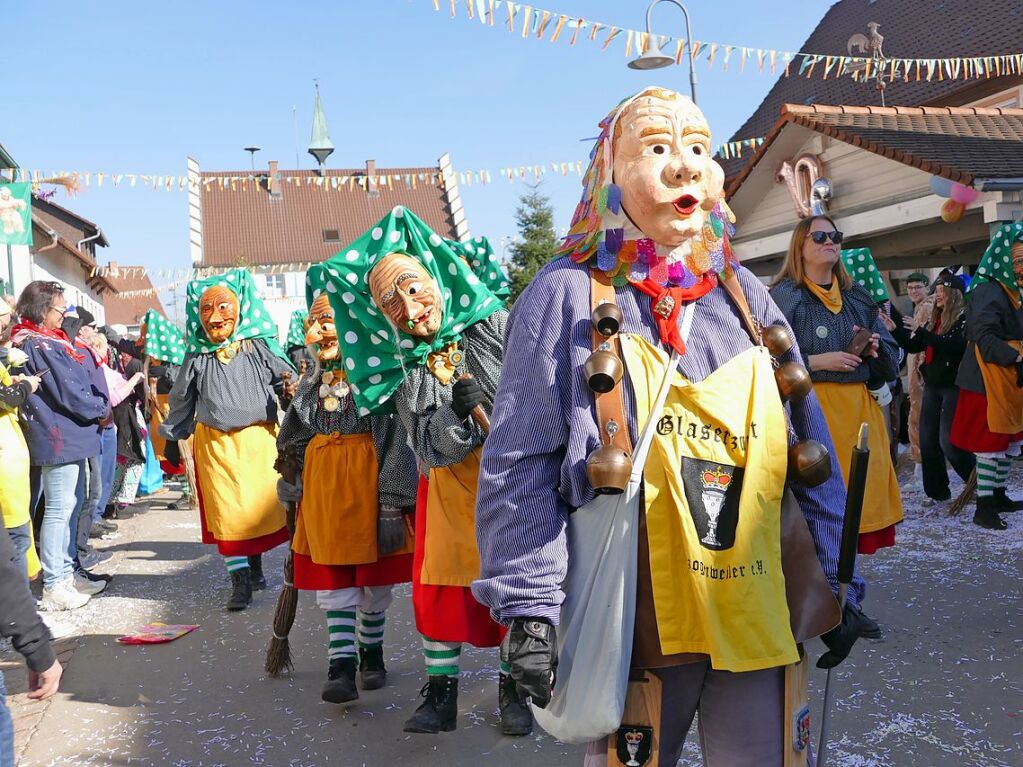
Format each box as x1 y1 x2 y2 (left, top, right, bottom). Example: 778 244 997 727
974 179 1023 192
36 226 59 253
77 227 102 254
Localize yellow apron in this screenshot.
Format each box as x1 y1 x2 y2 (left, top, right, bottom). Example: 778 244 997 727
150 393 169 461
814 382 903 534
294 432 412 565
193 421 286 542
0 362 41 578
622 335 797 672
420 446 483 587
975 340 1023 435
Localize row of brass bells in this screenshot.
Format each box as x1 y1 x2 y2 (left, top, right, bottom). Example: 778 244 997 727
762 324 832 488
585 302 632 495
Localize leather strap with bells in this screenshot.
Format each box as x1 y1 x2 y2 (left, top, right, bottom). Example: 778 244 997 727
590 271 634 455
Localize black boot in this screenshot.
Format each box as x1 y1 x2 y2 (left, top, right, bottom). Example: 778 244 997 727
973 495 1008 530
247 554 267 590
403 676 458 734
992 488 1023 513
499 673 533 736
848 604 882 640
321 657 359 704
226 568 253 611
359 645 387 690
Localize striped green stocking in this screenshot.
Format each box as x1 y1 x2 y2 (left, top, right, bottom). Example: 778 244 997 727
358 610 386 648
500 660 512 675
224 556 249 573
994 457 1011 490
976 456 998 497
422 637 461 677
326 610 357 660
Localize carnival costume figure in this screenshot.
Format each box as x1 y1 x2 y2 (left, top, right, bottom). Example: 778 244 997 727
473 88 872 766
320 207 532 737
276 266 418 705
285 308 315 372
160 269 292 610
950 223 1023 530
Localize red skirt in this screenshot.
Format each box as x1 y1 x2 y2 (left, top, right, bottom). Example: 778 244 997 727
294 551 412 590
195 476 289 557
858 525 896 555
950 389 1023 453
412 475 505 647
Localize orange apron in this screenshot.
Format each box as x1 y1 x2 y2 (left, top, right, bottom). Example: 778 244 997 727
975 340 1023 435
420 446 483 587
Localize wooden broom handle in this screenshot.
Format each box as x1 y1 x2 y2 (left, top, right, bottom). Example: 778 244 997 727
458 373 490 436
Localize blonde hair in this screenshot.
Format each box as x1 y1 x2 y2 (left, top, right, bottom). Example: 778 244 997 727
929 283 965 333
770 216 853 290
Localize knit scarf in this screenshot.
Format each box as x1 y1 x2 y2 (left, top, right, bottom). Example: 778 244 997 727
10 319 84 362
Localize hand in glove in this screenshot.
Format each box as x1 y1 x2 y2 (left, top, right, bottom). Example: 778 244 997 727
377 505 407 556
867 383 893 408
276 476 303 506
451 376 485 421
501 618 558 709
817 601 870 669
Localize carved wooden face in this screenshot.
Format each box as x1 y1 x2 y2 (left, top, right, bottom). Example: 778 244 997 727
199 285 239 344
1013 242 1023 284
304 293 339 362
612 90 725 247
368 253 442 338
136 322 148 350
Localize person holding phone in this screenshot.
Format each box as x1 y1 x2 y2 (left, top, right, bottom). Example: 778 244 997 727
771 216 903 582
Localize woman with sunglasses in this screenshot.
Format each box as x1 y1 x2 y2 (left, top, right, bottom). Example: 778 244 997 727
771 217 903 591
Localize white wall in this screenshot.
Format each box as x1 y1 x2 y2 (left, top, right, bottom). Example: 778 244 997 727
29 248 106 325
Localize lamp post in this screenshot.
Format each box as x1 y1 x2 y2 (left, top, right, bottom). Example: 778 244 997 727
244 146 261 171
627 0 698 105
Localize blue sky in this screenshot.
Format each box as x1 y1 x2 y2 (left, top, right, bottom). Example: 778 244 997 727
3 0 832 287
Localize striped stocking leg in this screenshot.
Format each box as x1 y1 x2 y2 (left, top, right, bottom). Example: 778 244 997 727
224 556 249 573
326 610 358 661
358 611 386 649
976 456 998 497
994 457 1011 490
422 638 461 677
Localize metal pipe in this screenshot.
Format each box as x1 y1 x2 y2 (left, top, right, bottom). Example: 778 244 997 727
645 0 698 104
36 226 59 253
77 227 102 255
974 178 1023 191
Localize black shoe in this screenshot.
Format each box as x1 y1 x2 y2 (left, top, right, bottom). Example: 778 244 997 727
499 673 533 736
403 676 458 734
247 555 267 590
226 568 253 611
321 657 359 704
359 645 387 690
973 495 1008 530
96 519 118 532
75 566 114 584
992 488 1023 513
848 604 882 640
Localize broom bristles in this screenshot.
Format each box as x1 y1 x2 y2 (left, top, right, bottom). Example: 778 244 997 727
947 468 977 517
265 553 299 677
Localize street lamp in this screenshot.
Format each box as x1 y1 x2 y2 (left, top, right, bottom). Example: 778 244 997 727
627 0 698 105
244 145 261 171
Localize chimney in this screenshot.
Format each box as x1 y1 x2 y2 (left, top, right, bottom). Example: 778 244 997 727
108 261 119 278
365 159 379 198
267 160 281 198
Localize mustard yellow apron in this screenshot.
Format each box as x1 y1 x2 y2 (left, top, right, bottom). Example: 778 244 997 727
622 335 797 672
0 362 41 578
150 392 169 461
295 432 412 565
814 382 903 534
975 340 1023 435
193 422 286 542
420 446 483 587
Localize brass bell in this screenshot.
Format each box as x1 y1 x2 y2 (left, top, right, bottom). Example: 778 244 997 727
761 324 794 358
775 361 813 403
586 444 633 495
584 349 624 393
787 439 832 487
591 302 624 337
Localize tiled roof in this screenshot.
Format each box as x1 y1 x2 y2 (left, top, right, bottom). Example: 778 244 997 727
198 165 459 267
726 104 1023 196
102 267 166 326
720 0 1023 177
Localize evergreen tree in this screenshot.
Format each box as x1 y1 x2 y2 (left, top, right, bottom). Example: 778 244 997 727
507 185 559 303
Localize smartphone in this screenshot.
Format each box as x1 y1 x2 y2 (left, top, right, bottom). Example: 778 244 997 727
845 328 873 357
32 367 51 377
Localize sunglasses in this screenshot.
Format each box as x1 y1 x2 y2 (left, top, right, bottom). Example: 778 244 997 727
807 230 844 245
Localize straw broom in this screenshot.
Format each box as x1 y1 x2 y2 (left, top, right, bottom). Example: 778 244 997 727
266 448 300 677
947 468 976 517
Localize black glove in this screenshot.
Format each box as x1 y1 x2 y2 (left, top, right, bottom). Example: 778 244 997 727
451 377 485 421
376 505 407 556
817 602 869 669
501 618 558 709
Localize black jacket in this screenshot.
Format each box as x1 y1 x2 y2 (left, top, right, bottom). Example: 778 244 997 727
893 312 967 388
0 527 55 673
955 281 1023 394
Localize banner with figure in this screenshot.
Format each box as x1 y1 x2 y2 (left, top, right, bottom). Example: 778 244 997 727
0 183 32 246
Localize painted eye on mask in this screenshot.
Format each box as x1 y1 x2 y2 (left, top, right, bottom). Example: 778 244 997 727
321 321 335 334
644 144 670 157
406 281 424 296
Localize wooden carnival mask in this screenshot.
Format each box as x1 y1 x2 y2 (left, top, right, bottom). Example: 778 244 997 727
198 285 239 344
368 252 443 339
612 90 725 248
305 292 339 363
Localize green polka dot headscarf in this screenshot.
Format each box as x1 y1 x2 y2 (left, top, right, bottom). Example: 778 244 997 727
841 248 890 302
141 309 186 366
446 235 511 301
319 206 501 416
285 309 307 349
970 222 1022 300
184 267 291 365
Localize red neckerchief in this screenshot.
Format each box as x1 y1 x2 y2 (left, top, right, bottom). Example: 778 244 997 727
631 272 718 355
10 319 85 362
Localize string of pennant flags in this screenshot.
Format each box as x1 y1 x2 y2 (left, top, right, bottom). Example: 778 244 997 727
428 0 1023 82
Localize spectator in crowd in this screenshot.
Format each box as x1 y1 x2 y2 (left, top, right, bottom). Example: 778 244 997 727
0 526 63 767
901 273 934 466
885 274 974 504
950 227 1023 530
10 281 109 611
103 327 147 516
770 216 903 563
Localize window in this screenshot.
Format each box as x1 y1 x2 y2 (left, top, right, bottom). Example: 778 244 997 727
322 229 340 243
265 274 286 297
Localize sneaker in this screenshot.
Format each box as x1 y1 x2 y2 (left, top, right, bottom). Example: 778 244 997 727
74 572 107 596
79 550 113 570
40 613 76 640
41 577 91 611
76 567 113 584
95 519 119 533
